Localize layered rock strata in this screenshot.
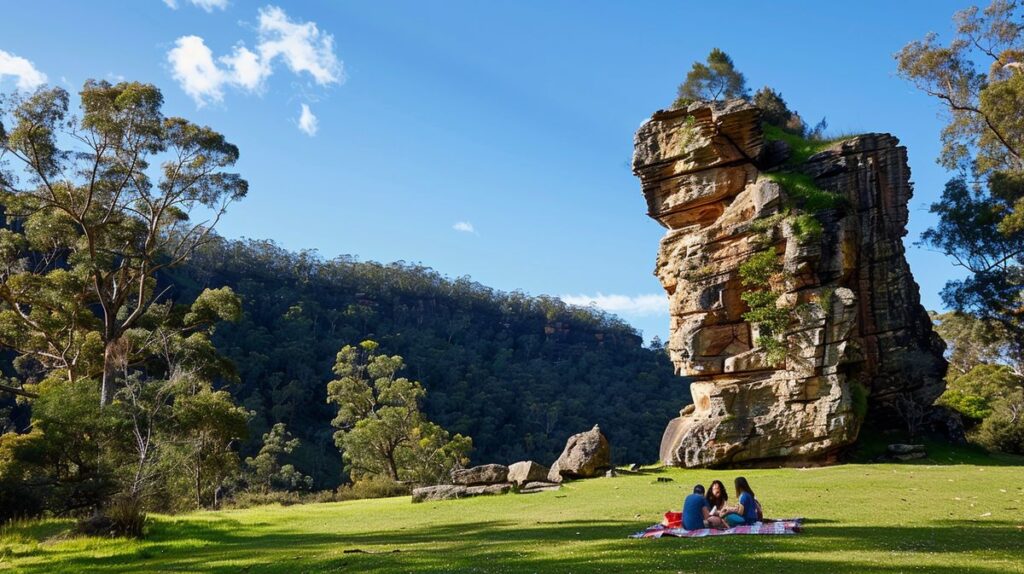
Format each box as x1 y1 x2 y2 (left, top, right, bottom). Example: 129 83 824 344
633 100 946 467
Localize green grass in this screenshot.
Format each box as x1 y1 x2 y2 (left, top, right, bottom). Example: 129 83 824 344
2 453 1023 573
762 171 845 213
762 124 857 166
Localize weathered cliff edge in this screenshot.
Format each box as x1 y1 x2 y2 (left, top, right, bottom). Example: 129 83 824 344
633 100 947 467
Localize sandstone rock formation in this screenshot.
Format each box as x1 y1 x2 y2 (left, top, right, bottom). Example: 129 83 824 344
507 461 550 486
411 482 513 503
412 484 468 503
633 99 947 467
451 464 509 486
547 425 612 482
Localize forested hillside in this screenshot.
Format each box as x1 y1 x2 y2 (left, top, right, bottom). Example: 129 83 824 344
165 238 688 487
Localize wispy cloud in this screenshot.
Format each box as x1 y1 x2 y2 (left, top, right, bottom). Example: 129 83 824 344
297 103 318 136
167 5 343 107
0 49 47 91
560 293 667 317
163 0 229 12
452 221 476 234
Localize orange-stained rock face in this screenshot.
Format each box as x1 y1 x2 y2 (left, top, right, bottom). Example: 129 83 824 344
634 100 947 467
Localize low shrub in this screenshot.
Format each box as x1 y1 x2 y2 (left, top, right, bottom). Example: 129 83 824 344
76 495 147 538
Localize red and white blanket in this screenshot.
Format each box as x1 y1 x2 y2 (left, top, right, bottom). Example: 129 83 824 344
630 519 803 539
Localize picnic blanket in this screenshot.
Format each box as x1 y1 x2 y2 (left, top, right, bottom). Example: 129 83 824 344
629 519 803 539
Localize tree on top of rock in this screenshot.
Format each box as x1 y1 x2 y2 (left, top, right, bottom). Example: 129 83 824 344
673 48 749 108
752 86 806 135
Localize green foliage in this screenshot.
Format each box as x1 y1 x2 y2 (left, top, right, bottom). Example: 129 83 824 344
850 383 869 420
738 250 781 288
762 172 845 212
169 238 685 487
930 311 1019 375
975 400 1024 454
244 423 312 493
789 213 824 242
102 495 147 538
738 249 790 364
752 87 805 135
921 178 1024 352
897 2 1024 361
327 340 472 484
896 1 1024 175
0 80 247 406
673 48 748 108
940 364 1022 421
761 124 835 166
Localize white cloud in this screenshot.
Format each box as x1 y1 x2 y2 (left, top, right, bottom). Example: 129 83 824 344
167 6 342 108
221 45 267 91
297 103 318 136
0 49 47 91
452 221 475 233
256 6 342 85
164 0 229 11
560 293 667 317
168 36 227 106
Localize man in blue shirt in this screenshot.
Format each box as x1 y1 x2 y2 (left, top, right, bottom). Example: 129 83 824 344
681 484 712 530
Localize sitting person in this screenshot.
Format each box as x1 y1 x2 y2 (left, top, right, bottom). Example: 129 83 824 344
682 484 728 530
720 476 760 527
705 479 728 516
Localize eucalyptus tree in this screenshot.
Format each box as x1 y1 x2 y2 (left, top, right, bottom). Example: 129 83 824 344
0 80 247 405
896 1 1024 352
327 340 471 483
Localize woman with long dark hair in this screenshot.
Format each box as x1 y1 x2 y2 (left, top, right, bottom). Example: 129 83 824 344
720 476 760 527
705 480 728 513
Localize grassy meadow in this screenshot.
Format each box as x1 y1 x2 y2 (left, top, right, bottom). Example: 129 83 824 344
2 447 1022 573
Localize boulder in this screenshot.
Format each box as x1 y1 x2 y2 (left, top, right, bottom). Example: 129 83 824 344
892 451 927 462
519 481 561 494
412 485 467 503
887 444 925 455
451 464 509 486
547 425 612 482
465 483 512 497
507 461 550 486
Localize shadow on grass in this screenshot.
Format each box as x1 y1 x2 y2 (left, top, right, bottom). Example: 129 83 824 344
848 432 1024 467
16 513 1024 574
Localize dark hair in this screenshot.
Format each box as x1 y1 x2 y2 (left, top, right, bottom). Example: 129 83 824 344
706 480 729 508
693 484 705 495
734 476 755 498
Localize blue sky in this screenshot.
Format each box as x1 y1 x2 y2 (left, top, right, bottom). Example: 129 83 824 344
0 0 972 342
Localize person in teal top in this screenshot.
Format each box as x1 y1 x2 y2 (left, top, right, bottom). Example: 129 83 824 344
721 476 759 527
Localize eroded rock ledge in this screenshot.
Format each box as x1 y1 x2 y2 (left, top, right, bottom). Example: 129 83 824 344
633 100 947 467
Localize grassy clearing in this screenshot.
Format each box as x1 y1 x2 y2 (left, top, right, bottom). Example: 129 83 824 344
2 447 1022 573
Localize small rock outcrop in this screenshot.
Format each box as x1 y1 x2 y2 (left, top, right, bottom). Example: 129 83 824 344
507 461 550 486
412 484 468 503
451 464 509 486
547 425 612 482
633 100 947 467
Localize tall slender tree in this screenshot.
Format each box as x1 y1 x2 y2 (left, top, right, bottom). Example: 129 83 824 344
0 81 247 405
897 1 1024 355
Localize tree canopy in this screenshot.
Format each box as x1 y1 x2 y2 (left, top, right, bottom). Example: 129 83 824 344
898 1 1024 362
0 81 247 406
673 48 748 108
